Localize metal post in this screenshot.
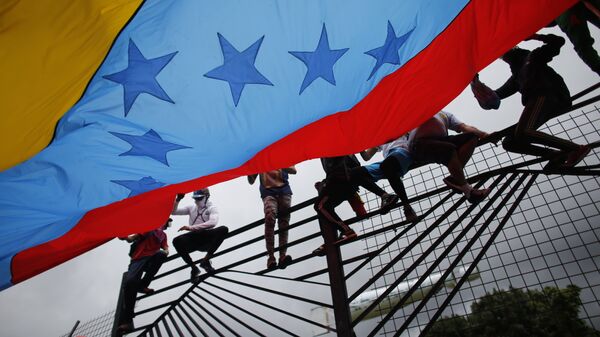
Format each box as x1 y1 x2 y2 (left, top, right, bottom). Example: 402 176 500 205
112 272 127 337
320 218 354 337
67 320 80 337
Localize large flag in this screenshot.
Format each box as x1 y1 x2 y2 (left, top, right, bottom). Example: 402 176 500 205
0 0 575 290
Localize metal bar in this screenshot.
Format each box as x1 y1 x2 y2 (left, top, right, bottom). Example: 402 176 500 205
570 93 600 112
205 280 336 333
177 302 209 337
136 279 192 300
212 274 333 308
226 232 322 270
419 174 538 337
136 281 199 337
135 301 177 316
194 287 299 337
219 214 318 258
319 216 354 337
166 312 184 337
67 320 80 337
227 198 316 237
296 251 376 281
352 175 503 325
161 317 174 337
571 81 600 101
183 297 231 337
172 306 201 337
112 273 127 337
345 191 455 281
389 173 528 337
155 325 163 337
192 289 266 337
130 324 152 334
516 168 600 177
226 269 330 286
347 177 489 307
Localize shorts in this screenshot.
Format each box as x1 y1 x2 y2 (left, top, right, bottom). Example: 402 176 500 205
365 148 412 181
411 133 477 165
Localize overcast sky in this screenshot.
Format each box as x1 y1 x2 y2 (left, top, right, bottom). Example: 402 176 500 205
0 25 598 337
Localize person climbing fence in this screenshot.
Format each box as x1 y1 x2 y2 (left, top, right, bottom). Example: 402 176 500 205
172 189 229 282
248 167 296 270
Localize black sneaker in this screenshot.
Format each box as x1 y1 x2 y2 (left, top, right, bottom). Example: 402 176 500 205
403 206 418 222
138 287 155 295
190 266 200 282
467 188 490 204
562 145 591 168
117 322 134 333
313 245 326 256
543 156 565 171
266 256 277 270
199 259 215 274
380 193 399 214
279 255 292 269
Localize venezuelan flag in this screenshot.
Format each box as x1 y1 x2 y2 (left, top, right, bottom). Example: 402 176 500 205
0 0 576 290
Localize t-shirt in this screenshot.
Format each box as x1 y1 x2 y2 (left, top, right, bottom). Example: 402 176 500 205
321 155 360 182
411 111 462 140
131 229 168 261
172 200 219 231
378 133 411 158
258 169 292 198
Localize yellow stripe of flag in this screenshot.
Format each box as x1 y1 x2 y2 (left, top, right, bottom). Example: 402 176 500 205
0 0 142 171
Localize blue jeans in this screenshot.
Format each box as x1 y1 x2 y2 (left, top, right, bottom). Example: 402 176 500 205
121 252 168 323
365 148 412 181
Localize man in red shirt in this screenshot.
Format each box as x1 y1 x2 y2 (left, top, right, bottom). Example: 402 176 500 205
117 218 171 333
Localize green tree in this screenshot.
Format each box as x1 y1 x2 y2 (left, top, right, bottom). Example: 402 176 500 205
423 285 600 337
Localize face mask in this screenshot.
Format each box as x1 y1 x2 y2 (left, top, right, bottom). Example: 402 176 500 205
194 197 207 208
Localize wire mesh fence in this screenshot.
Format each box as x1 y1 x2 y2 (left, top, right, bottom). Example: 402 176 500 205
60 311 115 337
357 104 600 336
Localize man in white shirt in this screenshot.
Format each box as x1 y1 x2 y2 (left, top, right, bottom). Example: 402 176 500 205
172 188 228 281
410 111 490 203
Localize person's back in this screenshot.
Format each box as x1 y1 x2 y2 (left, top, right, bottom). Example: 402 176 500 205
499 35 571 108
411 111 461 141
258 169 292 198
321 155 360 183
129 229 167 261
518 56 570 106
